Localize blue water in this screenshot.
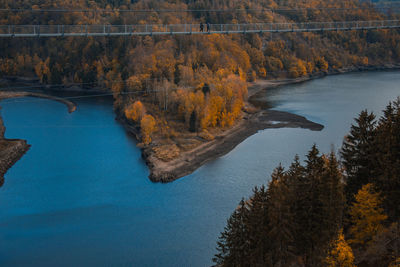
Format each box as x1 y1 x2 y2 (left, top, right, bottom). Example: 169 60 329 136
0 71 399 266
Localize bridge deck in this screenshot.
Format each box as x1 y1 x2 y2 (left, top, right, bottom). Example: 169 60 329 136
0 20 399 37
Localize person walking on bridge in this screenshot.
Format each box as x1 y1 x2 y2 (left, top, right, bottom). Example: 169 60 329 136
207 22 210 33
200 22 204 32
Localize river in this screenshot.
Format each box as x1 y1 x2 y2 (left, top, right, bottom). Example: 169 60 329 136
0 71 399 266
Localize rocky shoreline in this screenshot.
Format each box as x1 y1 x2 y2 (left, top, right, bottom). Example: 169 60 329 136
0 91 76 186
0 112 30 187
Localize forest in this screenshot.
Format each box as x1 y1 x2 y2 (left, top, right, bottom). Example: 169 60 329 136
1 0 400 158
214 97 400 267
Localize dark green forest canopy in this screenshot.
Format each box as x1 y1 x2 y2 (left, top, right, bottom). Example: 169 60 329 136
215 97 400 267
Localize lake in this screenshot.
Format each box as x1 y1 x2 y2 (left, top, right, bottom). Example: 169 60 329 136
0 71 399 266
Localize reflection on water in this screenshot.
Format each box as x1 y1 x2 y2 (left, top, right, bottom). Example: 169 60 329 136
0 71 399 266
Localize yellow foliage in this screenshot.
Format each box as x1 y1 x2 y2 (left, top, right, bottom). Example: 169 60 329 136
315 56 329 72
201 95 225 129
140 114 156 145
389 258 400 267
125 101 146 122
198 130 214 141
349 183 388 247
34 57 51 83
289 59 307 78
326 230 355 267
258 67 267 78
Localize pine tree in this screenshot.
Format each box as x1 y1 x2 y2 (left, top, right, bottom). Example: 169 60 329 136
266 165 295 266
286 154 306 261
245 186 269 266
320 152 345 243
373 98 400 220
213 199 250 266
340 110 376 203
299 145 327 266
189 110 197 132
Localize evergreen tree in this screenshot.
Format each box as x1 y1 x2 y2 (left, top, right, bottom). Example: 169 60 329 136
320 152 345 242
214 98 400 266
245 186 269 266
286 155 306 261
299 145 327 266
213 199 250 266
373 98 400 220
189 110 197 132
266 165 295 266
341 110 376 203
202 83 210 95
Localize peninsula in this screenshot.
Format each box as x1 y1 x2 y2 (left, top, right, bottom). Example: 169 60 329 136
121 78 323 182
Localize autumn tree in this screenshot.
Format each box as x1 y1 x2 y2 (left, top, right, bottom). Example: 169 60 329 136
125 101 146 122
140 114 156 145
348 183 387 249
326 230 355 267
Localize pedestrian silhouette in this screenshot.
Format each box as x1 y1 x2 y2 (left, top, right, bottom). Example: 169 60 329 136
200 22 204 32
207 22 210 33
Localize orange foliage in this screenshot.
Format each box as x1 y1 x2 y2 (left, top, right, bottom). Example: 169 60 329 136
140 114 156 145
326 230 355 267
125 101 146 123
349 184 388 248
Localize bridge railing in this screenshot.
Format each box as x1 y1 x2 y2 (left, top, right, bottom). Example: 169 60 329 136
0 20 399 36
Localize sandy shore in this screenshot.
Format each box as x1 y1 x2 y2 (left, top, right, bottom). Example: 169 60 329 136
143 109 323 182
0 91 76 186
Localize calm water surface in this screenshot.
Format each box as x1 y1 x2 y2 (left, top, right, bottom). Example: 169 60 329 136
0 71 399 266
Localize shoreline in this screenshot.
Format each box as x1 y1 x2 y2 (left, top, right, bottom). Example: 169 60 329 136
142 110 323 183
0 91 77 113
133 65 400 182
0 91 76 186
1 65 399 183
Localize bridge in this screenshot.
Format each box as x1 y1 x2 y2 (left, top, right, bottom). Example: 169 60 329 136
0 20 399 37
